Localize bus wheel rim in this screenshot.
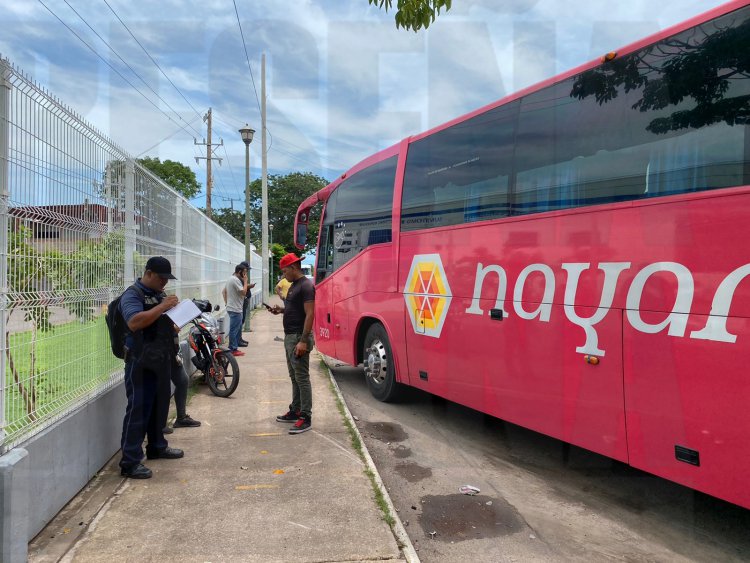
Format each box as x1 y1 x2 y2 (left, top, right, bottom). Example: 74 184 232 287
365 339 388 385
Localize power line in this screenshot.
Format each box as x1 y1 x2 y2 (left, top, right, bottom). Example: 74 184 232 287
273 135 349 170
136 115 202 157
272 145 327 171
231 0 262 119
194 108 228 215
211 116 259 197
190 142 215 200
213 169 231 202
60 0 202 139
216 111 274 155
217 116 333 173
102 0 205 123
36 0 200 141
214 195 243 211
221 142 240 194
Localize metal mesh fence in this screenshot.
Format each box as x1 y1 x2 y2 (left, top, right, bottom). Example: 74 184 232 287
0 56 250 451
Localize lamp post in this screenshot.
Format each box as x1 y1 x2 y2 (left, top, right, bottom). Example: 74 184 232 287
239 124 255 263
269 223 274 291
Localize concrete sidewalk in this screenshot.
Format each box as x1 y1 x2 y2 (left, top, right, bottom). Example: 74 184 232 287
29 308 411 563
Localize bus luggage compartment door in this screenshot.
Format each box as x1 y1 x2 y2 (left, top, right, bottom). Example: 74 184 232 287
473 302 628 462
404 298 628 463
624 312 750 509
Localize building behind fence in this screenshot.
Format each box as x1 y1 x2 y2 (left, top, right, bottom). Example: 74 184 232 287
0 55 255 454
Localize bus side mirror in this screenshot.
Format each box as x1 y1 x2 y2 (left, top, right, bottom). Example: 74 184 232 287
296 223 307 247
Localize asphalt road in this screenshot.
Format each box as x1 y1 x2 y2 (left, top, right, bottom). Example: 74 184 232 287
331 365 750 563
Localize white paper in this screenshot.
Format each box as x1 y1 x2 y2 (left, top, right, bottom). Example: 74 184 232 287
165 299 202 328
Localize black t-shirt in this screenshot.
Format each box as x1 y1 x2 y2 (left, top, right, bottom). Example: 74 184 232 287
283 276 315 334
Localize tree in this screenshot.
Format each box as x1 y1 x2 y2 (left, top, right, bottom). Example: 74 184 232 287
210 208 246 242
100 158 193 244
247 172 327 255
138 157 202 200
4 224 126 426
570 16 750 134
368 0 452 31
48 231 124 321
270 242 286 284
5 225 53 419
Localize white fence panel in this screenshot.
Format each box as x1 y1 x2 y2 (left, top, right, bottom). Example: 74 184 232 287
0 56 250 451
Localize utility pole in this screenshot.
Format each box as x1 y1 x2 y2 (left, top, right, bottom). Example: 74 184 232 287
194 107 223 218
239 125 255 263
261 53 269 298
206 108 212 216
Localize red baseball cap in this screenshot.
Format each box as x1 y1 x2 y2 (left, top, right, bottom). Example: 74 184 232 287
279 253 303 269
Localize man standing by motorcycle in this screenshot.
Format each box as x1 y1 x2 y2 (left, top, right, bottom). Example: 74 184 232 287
118 256 185 479
223 263 255 357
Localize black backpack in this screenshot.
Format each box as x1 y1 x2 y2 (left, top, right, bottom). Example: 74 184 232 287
106 285 144 359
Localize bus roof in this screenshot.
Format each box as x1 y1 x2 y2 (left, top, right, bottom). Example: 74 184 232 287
411 0 747 143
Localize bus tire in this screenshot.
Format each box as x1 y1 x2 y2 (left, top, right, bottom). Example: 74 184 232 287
363 323 400 402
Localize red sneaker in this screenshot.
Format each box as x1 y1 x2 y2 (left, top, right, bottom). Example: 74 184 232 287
289 416 311 434
230 350 245 357
276 410 300 423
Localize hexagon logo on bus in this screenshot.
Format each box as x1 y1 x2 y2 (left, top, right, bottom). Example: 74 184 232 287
404 254 452 338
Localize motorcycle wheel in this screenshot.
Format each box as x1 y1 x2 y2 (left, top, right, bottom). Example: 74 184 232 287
207 351 240 398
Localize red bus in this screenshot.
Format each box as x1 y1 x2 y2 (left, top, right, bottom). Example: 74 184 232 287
295 0 750 509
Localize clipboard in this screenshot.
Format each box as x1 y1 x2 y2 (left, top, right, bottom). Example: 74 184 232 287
165 299 202 328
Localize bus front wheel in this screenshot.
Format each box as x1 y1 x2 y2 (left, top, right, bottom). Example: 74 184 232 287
363 324 400 402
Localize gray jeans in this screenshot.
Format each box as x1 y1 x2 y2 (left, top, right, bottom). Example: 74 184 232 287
284 333 313 418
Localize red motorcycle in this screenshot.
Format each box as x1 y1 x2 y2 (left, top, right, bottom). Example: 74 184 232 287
187 300 239 397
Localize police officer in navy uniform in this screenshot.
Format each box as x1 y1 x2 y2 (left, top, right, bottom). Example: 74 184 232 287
119 256 184 479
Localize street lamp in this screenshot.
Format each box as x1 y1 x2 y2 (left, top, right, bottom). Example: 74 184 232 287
239 124 255 263
269 223 274 291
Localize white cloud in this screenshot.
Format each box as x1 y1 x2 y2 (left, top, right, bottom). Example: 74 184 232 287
1 0 727 208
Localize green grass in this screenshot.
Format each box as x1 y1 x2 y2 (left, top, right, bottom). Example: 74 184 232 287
326 364 395 528
4 315 121 439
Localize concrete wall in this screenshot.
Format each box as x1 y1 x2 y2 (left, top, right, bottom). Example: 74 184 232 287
0 382 126 562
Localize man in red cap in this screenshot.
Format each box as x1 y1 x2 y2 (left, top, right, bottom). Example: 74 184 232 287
267 253 315 434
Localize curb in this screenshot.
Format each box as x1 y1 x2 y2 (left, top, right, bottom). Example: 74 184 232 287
320 354 420 563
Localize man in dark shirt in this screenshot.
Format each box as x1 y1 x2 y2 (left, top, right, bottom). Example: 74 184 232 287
118 256 185 478
239 260 252 343
268 253 315 434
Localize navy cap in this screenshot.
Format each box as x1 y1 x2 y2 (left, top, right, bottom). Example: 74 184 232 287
239 261 251 270
145 256 177 279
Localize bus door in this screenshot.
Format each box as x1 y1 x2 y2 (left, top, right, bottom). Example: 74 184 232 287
313 221 336 358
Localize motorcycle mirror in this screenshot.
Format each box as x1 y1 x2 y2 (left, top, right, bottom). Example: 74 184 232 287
214 304 220 311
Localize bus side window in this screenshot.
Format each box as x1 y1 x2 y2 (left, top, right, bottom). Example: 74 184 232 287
316 223 334 283
331 157 397 271
316 195 337 283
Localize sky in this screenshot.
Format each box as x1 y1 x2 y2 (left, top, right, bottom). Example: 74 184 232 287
0 0 727 211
